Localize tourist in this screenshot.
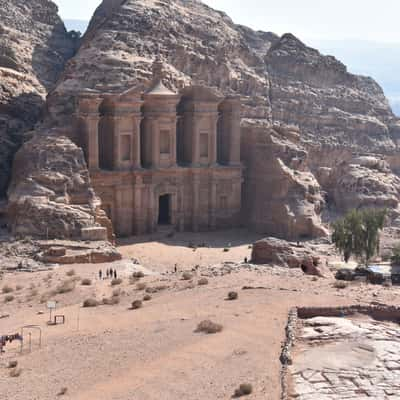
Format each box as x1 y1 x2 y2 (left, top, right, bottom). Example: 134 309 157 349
99 270 102 280
174 264 177 273
114 270 117 279
244 257 248 263
106 269 109 279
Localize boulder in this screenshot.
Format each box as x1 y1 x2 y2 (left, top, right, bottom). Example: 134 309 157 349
251 237 331 277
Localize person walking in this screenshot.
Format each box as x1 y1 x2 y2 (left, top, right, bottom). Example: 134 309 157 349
99 269 102 280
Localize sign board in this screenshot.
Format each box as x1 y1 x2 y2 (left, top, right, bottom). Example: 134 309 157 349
47 301 56 310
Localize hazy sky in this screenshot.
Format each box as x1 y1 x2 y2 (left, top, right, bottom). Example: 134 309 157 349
55 0 400 43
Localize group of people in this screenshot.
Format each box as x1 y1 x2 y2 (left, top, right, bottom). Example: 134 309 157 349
99 268 118 280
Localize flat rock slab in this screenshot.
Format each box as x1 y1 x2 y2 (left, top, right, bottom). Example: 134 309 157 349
290 316 400 399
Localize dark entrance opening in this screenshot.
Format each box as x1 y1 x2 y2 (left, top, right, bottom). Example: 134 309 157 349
158 194 171 225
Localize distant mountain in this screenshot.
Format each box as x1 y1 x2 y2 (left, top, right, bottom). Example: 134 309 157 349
308 39 400 116
64 19 89 34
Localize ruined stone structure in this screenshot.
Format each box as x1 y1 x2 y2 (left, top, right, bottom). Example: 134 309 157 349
75 60 242 237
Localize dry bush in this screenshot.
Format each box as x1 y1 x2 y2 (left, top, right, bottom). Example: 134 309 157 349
15 285 23 291
132 271 145 279
143 294 152 301
146 285 168 294
4 294 15 303
57 387 68 396
334 281 348 289
66 269 75 277
111 278 123 286
81 278 92 286
7 361 18 369
131 300 143 310
195 320 223 334
102 296 120 305
223 248 230 252
234 383 253 397
112 288 121 297
227 291 238 300
39 292 51 304
182 272 193 281
83 298 98 308
54 279 76 294
136 282 147 291
9 368 22 378
198 278 209 286
2 285 14 294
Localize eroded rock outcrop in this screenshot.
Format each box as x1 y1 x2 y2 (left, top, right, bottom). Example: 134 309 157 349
241 121 328 240
7 132 110 240
317 156 400 213
0 0 75 198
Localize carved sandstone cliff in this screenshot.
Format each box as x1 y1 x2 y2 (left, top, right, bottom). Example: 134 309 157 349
0 0 75 198
49 0 399 153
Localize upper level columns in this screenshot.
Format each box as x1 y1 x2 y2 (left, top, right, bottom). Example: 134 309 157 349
77 94 102 171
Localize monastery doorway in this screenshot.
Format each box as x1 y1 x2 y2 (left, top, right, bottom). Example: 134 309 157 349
158 194 171 225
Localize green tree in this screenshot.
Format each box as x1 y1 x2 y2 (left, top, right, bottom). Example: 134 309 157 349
332 208 386 266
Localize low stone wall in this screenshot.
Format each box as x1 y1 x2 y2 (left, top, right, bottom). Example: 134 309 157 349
279 304 400 399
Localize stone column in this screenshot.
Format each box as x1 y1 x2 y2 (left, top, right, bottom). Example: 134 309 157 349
151 119 159 169
86 115 100 170
133 177 144 235
112 115 121 170
192 116 200 167
192 175 200 232
209 114 219 166
132 116 142 169
209 177 217 230
171 117 177 167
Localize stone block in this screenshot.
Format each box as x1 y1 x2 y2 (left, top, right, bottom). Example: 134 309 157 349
81 227 108 241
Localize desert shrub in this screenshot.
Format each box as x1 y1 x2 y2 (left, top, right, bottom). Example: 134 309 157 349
146 285 168 294
132 271 145 279
2 285 14 294
334 281 348 289
136 282 147 291
66 269 75 277
195 320 223 334
7 361 18 369
234 383 253 397
58 387 68 396
112 288 121 297
111 278 123 286
182 272 193 281
9 368 21 378
223 248 230 252
54 279 75 294
143 294 152 301
81 278 92 286
131 300 143 309
102 296 120 305
198 278 209 286
40 292 51 304
83 298 98 308
227 291 238 300
15 285 23 291
4 294 15 303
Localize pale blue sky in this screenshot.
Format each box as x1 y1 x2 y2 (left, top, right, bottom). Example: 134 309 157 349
55 0 400 43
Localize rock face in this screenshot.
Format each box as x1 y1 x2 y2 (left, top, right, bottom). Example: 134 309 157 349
7 132 110 240
49 0 399 153
241 121 328 240
317 156 400 213
251 237 331 277
0 0 75 198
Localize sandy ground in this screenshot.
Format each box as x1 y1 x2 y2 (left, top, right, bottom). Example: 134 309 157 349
0 229 399 400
